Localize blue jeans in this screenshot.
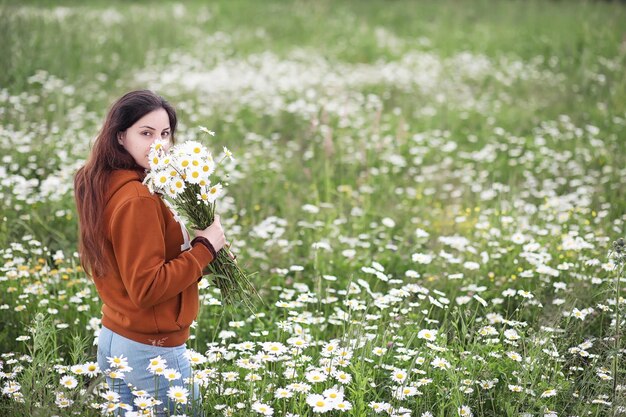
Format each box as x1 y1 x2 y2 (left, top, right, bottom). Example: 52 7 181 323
97 326 204 417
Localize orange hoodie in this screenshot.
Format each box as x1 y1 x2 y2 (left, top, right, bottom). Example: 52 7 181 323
93 169 214 347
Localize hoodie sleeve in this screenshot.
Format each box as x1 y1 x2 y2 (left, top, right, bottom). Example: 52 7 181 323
109 195 214 309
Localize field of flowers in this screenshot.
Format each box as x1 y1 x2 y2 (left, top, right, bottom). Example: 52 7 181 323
1 1 625 416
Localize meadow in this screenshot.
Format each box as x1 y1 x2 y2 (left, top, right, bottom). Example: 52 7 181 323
1 0 625 416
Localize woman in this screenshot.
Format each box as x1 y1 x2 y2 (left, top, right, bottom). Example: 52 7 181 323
74 90 224 416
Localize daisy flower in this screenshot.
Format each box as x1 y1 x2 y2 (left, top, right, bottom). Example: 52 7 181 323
321 341 339 357
333 370 352 384
252 401 274 416
306 394 332 413
478 326 498 337
369 402 390 413
334 401 352 411
207 183 223 203
458 405 473 417
59 375 78 389
101 390 120 402
197 186 211 205
390 369 408 383
167 386 189 404
200 160 215 177
55 393 73 408
336 348 353 360
274 388 293 399
323 386 344 404
372 347 387 356
106 370 125 380
506 351 523 362
540 388 557 398
180 140 208 157
222 146 234 161
504 329 520 341
147 356 166 369
186 166 205 185
107 354 128 369
417 329 437 341
305 369 328 384
198 126 215 136
133 396 153 409
69 364 85 375
163 368 181 381
149 153 164 170
263 342 288 355
169 176 186 195
416 378 433 387
185 350 208 366
287 382 312 393
82 362 100 377
176 154 192 171
287 337 309 349
431 357 451 370
153 169 171 189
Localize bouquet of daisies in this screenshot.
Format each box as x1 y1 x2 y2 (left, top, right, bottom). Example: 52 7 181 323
142 130 257 308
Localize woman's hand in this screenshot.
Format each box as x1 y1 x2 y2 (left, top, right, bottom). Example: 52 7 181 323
194 214 226 252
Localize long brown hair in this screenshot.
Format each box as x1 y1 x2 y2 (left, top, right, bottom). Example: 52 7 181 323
74 90 177 278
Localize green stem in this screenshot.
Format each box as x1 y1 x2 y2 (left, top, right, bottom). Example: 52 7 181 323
613 263 624 403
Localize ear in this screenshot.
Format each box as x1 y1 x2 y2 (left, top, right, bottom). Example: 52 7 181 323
117 132 124 145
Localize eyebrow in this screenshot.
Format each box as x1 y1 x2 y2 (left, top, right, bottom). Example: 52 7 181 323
139 126 170 130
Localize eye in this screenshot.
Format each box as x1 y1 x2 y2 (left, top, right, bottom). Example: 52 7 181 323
142 131 152 136
162 131 170 137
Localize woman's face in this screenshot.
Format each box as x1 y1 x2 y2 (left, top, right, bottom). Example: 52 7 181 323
118 108 171 169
